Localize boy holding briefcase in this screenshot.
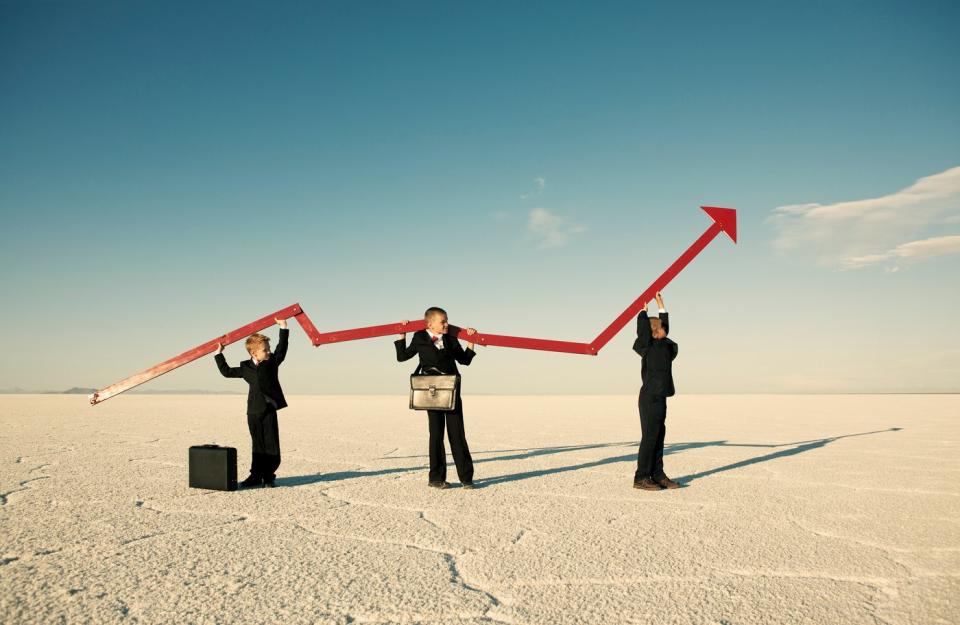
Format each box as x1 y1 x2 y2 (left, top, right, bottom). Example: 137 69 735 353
395 307 477 490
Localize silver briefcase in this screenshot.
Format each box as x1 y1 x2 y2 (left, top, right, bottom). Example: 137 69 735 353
409 367 459 411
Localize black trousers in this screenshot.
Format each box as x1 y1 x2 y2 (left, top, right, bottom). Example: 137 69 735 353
636 393 667 481
426 397 474 484
248 408 281 479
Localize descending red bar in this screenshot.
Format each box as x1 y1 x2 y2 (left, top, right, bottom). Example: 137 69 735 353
293 312 323 345
457 330 594 355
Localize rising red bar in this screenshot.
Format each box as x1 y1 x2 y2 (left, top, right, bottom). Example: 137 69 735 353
90 303 305 405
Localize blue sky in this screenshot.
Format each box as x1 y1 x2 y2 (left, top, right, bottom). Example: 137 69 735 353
1 1 958 395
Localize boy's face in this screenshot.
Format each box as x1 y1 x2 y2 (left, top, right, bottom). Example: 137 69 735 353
248 342 271 362
426 313 449 335
652 327 667 340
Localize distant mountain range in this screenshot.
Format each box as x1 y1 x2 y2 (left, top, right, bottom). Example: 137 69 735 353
0 387 242 395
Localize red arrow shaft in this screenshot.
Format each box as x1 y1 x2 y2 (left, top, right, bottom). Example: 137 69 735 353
91 213 732 404
590 221 723 351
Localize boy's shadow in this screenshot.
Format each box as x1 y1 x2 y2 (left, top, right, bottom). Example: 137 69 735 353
275 466 422 488
386 440 640 464
275 441 635 487
277 428 901 489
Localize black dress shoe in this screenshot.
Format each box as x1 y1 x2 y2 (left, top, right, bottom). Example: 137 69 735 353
633 477 663 491
461 482 475 490
240 474 263 488
263 478 276 488
654 475 682 489
428 481 449 489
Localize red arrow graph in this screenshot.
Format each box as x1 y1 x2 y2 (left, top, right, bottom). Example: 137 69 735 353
90 206 736 405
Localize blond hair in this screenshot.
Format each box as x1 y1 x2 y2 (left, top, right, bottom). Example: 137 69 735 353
245 333 270 354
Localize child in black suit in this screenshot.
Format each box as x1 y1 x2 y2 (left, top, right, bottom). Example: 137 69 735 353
633 292 680 491
395 307 478 489
215 318 289 488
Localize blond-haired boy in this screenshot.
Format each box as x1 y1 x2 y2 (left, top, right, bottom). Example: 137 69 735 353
215 318 289 488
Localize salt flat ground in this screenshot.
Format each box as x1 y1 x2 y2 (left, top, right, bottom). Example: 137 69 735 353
0 394 957 625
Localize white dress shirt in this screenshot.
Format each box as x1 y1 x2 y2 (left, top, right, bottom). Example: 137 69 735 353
426 329 444 350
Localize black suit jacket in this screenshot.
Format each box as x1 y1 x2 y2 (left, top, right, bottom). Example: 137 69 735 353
395 330 475 375
633 311 678 397
216 328 289 415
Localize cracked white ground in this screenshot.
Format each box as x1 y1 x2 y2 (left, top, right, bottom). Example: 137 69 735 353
1 394 957 625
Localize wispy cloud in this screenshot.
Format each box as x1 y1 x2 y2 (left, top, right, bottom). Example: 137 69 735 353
527 208 584 248
840 235 960 269
520 176 546 200
768 165 960 270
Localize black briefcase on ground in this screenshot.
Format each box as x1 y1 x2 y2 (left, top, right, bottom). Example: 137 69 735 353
188 445 237 491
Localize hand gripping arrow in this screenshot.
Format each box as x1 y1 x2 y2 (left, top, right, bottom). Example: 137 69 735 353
90 206 736 404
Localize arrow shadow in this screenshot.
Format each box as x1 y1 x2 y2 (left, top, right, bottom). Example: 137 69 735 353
673 427 902 484
478 427 902 488
275 428 901 489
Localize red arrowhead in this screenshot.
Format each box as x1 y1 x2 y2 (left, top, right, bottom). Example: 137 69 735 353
701 206 737 243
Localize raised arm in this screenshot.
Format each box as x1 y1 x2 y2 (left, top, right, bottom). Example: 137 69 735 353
214 343 242 378
454 327 477 366
395 321 418 362
656 291 669 336
632 302 652 357
273 319 289 365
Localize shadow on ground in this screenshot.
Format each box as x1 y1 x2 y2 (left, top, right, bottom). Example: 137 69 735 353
278 427 902 489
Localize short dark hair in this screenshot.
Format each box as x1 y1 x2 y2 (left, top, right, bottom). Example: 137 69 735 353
424 307 447 321
649 318 668 336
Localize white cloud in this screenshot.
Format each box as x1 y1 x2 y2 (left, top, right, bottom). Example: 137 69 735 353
768 165 960 269
840 234 960 269
520 176 546 199
527 208 584 248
